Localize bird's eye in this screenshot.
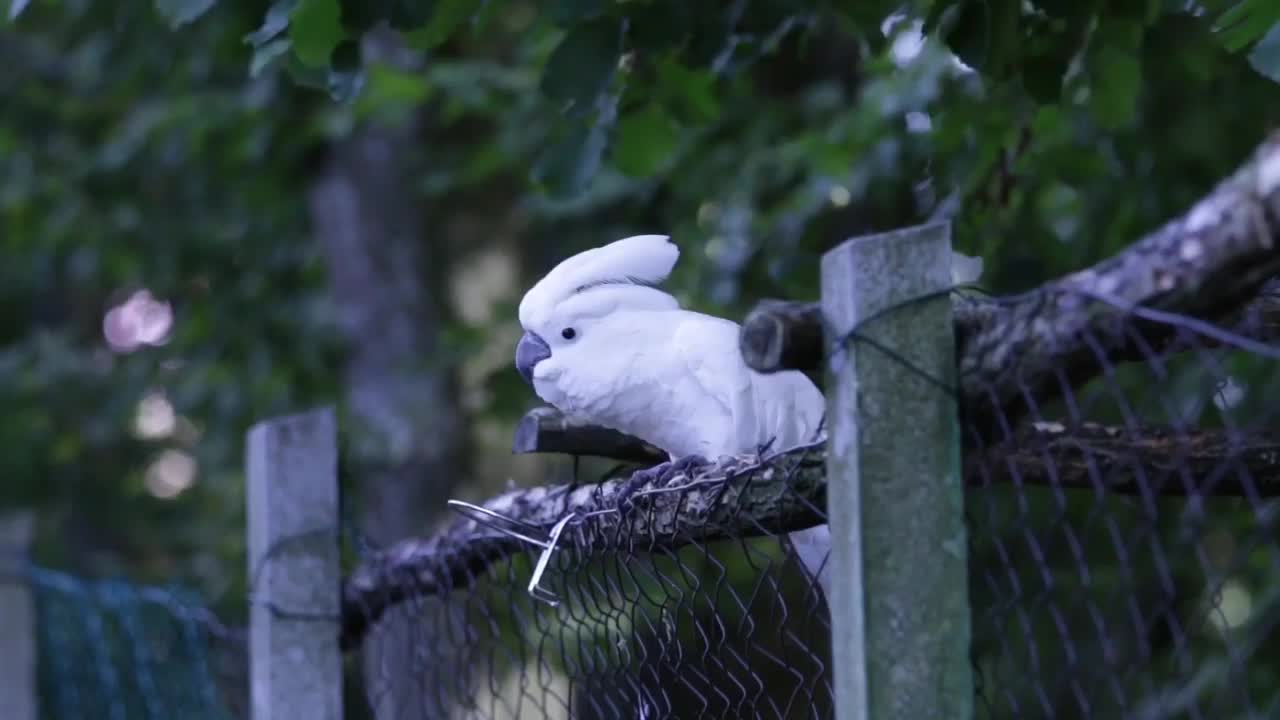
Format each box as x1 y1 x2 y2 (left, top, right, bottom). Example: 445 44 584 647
561 327 577 340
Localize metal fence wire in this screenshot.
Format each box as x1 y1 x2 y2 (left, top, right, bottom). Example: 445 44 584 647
18 283 1277 720
348 447 835 720
339 279 1280 720
964 284 1280 720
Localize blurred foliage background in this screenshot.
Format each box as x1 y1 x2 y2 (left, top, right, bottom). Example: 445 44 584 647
3 0 1280 717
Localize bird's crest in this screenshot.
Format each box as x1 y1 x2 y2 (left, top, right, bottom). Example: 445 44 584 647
519 235 679 327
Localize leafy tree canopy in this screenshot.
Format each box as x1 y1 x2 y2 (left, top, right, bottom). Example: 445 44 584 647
2 0 1278 620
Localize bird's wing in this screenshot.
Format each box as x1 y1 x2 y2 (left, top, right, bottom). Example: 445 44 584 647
671 312 757 457
672 311 831 596
754 371 828 597
671 311 826 455
750 369 826 451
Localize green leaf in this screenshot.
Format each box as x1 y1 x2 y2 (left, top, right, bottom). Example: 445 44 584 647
612 104 680 177
390 0 433 31
935 0 1021 78
532 111 614 197
403 0 477 49
154 0 217 28
285 52 331 90
627 0 693 55
937 0 991 71
656 59 719 123
1213 0 1280 52
540 19 621 113
550 0 605 26
1089 47 1142 129
332 35 362 69
1022 54 1066 104
1248 22 1280 82
338 0 389 33
923 0 954 33
836 0 903 35
290 0 345 68
360 63 433 110
245 0 298 47
250 37 293 77
1020 11 1091 103
1101 0 1162 23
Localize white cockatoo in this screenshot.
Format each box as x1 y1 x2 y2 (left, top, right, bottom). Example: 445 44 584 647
515 234 833 596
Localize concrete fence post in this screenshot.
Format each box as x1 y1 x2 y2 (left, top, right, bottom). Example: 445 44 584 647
821 222 973 720
247 407 344 720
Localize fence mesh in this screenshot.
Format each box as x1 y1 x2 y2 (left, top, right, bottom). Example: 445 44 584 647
346 443 834 720
4 298 1274 719
16 291 1272 719
18 567 246 720
340 279 1279 720
964 286 1280 720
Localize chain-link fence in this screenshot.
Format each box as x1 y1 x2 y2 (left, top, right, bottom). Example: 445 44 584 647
339 310 1279 719
344 444 834 720
965 286 1280 720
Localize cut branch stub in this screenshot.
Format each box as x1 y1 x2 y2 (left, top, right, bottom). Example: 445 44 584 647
512 406 667 464
738 299 825 376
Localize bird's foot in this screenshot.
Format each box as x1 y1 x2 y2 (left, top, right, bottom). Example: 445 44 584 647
667 453 712 481
614 462 668 511
615 454 711 512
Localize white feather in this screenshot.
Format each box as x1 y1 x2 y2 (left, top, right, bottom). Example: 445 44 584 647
518 235 678 329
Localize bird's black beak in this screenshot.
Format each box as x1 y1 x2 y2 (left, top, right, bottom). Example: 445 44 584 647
515 331 551 385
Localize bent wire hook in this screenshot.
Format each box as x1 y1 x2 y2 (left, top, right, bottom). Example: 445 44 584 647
445 499 580 607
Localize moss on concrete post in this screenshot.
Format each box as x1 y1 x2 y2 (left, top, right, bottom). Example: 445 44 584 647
821 222 972 720
247 408 343 720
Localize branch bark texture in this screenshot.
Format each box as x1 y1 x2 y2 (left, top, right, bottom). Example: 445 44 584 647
741 132 1280 430
341 445 827 650
971 422 1280 497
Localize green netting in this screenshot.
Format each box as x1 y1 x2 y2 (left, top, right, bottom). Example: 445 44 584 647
30 567 241 720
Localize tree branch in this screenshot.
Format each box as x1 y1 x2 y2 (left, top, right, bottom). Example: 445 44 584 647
741 131 1280 430
341 408 1280 650
340 444 827 650
741 287 1280 379
971 421 1280 497
738 299 825 376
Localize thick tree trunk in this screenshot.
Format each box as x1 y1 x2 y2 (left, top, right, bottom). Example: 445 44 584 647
309 32 468 720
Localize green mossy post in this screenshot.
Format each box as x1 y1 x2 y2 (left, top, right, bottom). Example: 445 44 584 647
821 222 972 720
247 408 343 720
